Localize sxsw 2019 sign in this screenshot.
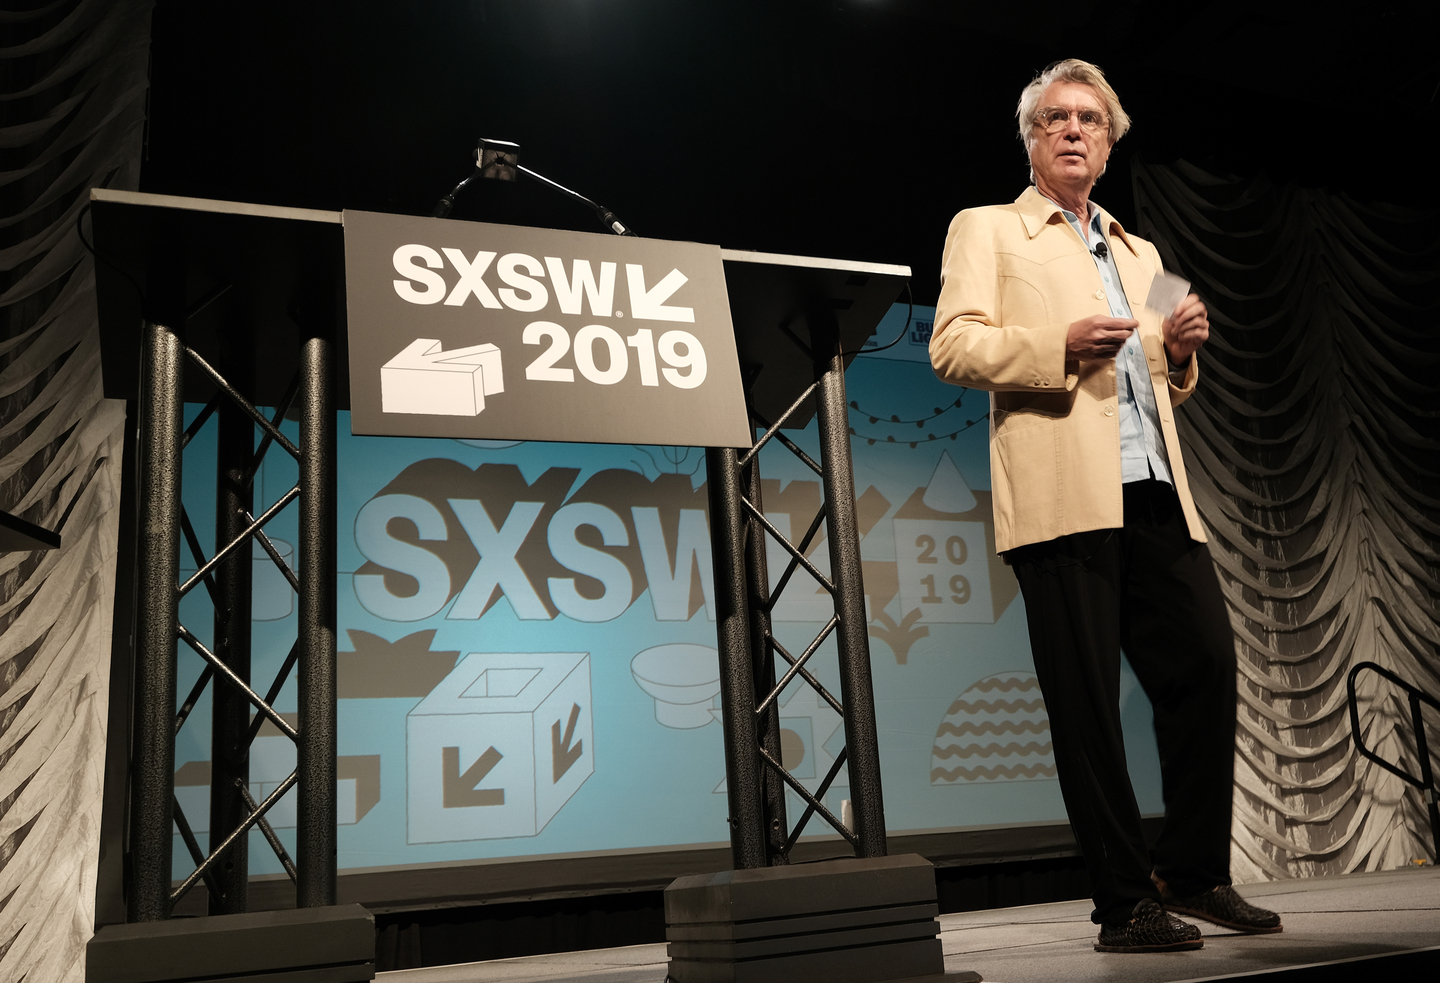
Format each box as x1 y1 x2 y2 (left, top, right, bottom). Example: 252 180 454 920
343 210 751 448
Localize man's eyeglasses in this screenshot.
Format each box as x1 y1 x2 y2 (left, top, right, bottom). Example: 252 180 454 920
1033 106 1109 134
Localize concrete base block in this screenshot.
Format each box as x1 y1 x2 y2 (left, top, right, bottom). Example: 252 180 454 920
665 854 973 983
86 903 374 983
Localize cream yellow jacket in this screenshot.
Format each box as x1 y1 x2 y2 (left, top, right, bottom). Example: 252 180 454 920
929 186 1206 553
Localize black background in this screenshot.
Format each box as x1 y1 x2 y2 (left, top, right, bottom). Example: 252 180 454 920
141 0 1438 306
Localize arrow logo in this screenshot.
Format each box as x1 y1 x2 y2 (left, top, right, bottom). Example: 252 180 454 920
381 339 504 416
625 265 694 322
552 703 584 783
441 745 505 808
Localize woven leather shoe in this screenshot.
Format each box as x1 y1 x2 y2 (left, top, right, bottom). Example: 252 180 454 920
1094 898 1204 953
1161 884 1283 934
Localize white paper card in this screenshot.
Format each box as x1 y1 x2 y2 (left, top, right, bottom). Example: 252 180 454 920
1144 271 1190 316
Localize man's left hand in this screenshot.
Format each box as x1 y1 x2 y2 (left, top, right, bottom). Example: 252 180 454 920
1163 294 1209 366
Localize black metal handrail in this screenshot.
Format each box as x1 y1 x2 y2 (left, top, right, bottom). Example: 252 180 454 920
1347 661 1440 861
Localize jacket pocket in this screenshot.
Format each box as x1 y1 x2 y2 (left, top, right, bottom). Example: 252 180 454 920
992 423 1061 539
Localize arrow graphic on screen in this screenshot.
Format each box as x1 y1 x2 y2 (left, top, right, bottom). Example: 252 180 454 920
382 339 504 417
552 703 583 783
441 745 505 807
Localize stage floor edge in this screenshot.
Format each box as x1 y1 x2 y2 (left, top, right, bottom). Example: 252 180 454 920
376 866 1438 983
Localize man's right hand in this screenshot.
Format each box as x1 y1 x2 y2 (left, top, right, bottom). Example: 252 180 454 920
1066 315 1138 361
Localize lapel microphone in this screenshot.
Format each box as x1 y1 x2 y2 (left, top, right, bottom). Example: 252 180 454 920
1093 239 1109 261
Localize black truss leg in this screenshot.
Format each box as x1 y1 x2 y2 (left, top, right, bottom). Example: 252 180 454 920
128 320 185 922
210 385 254 914
296 329 337 906
742 452 789 864
812 318 887 858
707 446 768 870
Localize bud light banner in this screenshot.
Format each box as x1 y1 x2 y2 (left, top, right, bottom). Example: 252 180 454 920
342 210 751 448
171 303 1165 879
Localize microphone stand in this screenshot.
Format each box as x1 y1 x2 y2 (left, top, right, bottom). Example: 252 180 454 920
429 139 637 237
429 170 484 220
514 164 635 237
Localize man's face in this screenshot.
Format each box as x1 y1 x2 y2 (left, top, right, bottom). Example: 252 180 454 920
1029 81 1113 196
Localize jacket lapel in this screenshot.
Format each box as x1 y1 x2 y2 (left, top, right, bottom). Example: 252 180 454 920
1100 211 1156 328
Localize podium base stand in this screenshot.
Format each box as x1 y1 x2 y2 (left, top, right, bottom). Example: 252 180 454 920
86 904 374 983
665 854 977 983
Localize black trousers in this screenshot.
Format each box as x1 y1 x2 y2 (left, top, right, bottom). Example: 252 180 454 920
1006 480 1237 925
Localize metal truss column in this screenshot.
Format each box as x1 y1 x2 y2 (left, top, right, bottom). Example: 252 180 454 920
296 327 338 906
741 453 790 864
811 318 888 859
706 446 768 870
127 320 185 922
209 384 254 914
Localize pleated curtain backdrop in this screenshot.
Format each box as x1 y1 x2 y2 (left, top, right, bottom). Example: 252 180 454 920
1133 159 1440 881
0 2 152 981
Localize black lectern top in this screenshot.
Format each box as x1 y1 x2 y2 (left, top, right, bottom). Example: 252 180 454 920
90 188 347 408
89 189 911 429
720 249 910 429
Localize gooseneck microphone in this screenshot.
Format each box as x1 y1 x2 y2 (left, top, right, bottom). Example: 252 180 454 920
429 137 637 237
1093 239 1109 261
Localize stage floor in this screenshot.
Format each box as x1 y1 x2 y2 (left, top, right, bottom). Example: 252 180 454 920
378 866 1438 983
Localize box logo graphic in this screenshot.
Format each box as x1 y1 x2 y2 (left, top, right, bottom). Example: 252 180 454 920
407 651 593 842
382 339 504 416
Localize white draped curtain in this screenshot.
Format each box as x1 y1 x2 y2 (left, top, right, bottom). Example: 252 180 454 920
1134 159 1440 881
0 2 152 980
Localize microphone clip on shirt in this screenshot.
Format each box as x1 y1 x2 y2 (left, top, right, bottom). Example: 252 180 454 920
1092 239 1109 261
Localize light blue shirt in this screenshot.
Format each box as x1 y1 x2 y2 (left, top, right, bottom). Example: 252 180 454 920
1055 203 1174 486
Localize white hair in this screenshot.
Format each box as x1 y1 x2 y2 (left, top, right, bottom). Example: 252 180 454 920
1016 59 1131 181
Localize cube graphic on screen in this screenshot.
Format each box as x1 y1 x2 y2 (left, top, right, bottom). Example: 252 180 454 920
406 651 593 843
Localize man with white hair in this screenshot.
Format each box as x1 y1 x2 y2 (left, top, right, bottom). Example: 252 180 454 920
930 58 1282 952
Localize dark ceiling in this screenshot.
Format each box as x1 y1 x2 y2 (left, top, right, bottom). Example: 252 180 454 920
140 0 1437 304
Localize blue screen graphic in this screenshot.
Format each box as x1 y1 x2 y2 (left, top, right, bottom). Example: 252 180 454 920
169 304 1164 876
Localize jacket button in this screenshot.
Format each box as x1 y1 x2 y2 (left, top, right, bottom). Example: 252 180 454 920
1103 405 1116 417
1094 289 1105 300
